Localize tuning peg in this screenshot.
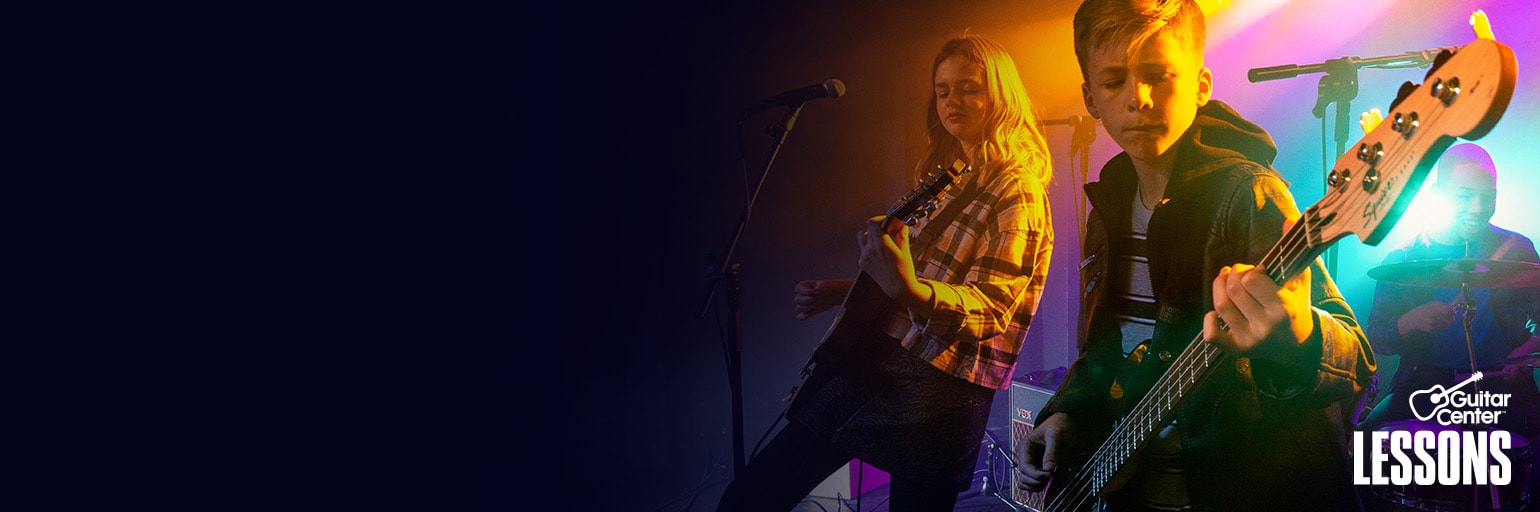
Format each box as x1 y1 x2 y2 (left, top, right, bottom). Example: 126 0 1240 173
1390 111 1420 138
1328 169 1350 188
1357 141 1385 166
1430 77 1461 106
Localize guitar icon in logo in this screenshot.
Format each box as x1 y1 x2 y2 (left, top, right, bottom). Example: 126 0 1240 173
1410 372 1483 421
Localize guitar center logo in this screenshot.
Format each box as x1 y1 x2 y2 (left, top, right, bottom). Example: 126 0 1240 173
1410 371 1514 426
1353 371 1517 487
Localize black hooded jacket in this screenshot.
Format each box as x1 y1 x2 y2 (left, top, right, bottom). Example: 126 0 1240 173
1038 101 1375 511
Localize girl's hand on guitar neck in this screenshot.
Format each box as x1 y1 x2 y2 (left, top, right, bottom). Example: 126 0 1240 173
793 279 852 320
859 216 934 312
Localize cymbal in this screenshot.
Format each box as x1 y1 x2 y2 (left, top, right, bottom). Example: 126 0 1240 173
1366 258 1540 288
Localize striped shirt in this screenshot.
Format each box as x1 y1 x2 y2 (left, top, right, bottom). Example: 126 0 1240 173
1122 192 1187 511
895 165 1053 391
1117 192 1157 357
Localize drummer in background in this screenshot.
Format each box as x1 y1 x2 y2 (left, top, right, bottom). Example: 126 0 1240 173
1359 142 1540 437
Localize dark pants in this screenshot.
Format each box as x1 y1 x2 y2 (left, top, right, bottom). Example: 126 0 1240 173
714 420 961 512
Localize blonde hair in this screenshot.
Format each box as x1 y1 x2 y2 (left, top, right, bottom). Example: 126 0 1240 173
1072 0 1206 82
919 30 1052 187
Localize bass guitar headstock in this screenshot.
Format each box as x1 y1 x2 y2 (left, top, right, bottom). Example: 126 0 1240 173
1302 37 1516 255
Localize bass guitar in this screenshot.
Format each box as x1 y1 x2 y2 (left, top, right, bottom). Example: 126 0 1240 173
787 158 970 410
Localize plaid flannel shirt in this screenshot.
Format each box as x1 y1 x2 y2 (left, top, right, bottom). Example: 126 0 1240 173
898 166 1053 390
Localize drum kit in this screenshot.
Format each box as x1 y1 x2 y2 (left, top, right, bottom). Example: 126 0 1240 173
1368 258 1540 289
1364 258 1540 511
1367 258 1540 373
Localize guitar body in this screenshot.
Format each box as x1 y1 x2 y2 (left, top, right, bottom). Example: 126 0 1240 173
786 160 969 414
786 272 899 414
806 272 899 368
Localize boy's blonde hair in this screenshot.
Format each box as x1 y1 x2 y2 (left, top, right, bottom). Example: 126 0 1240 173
1072 0 1206 81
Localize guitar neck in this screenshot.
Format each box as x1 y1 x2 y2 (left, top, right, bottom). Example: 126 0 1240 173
1112 220 1325 436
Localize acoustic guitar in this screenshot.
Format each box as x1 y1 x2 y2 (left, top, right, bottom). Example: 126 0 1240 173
786 158 970 411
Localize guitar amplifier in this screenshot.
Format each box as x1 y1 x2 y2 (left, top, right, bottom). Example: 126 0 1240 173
1010 378 1059 511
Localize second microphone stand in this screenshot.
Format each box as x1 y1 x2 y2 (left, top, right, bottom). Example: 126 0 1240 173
1247 47 1450 276
1038 115 1099 243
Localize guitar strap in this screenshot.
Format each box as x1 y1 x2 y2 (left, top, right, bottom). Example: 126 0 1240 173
910 168 982 261
858 168 983 344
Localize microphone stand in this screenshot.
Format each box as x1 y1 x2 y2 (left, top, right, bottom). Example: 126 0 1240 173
699 102 807 475
980 429 1026 511
1069 117 1098 244
1247 47 1450 277
1038 115 1098 243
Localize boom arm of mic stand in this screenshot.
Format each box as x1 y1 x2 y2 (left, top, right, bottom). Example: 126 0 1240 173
1248 46 1452 277
1038 116 1098 244
699 102 807 319
1248 47 1455 83
1066 119 1096 244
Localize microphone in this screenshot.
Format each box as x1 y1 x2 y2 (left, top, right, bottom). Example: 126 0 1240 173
739 79 846 120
